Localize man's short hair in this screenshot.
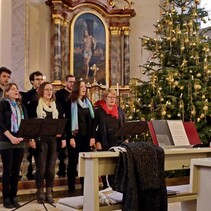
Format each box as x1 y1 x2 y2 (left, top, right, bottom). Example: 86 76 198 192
0 67 12 75
65 74 75 81
29 71 43 81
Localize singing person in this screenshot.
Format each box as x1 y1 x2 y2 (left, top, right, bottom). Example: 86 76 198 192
0 83 27 208
28 82 66 204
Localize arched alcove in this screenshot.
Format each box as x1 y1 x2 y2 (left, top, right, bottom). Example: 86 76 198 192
45 0 135 88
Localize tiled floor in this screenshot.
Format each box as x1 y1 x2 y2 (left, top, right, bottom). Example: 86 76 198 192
0 200 181 211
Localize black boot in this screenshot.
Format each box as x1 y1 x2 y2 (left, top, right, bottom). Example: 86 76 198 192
36 188 45 204
46 187 54 204
3 198 14 208
11 197 21 208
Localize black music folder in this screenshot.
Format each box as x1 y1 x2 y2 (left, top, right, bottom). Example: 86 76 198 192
17 118 67 138
114 120 149 137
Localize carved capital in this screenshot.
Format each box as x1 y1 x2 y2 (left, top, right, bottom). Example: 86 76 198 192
110 27 121 36
122 26 130 35
52 13 63 25
62 18 69 28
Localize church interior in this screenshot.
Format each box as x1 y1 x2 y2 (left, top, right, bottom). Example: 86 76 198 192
0 0 211 210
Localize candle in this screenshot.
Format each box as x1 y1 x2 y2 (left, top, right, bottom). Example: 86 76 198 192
106 83 109 90
116 83 119 96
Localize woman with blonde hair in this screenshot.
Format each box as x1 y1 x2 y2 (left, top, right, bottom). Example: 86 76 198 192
0 83 27 208
95 88 126 150
94 88 126 189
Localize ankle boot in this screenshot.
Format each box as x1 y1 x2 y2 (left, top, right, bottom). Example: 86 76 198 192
36 188 45 204
3 198 14 208
10 197 21 208
46 187 54 204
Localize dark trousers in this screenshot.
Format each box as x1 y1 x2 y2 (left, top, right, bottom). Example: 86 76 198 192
0 148 25 199
34 138 58 188
26 147 35 179
67 135 91 191
57 147 67 176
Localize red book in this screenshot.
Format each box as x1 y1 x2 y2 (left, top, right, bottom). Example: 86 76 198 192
148 121 159 146
183 122 201 145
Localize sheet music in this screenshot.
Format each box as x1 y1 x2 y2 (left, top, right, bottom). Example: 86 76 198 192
167 120 190 146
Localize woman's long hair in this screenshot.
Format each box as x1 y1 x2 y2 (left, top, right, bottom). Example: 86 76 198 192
71 80 87 102
3 82 22 104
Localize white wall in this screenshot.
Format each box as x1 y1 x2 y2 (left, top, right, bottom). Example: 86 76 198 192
0 0 12 68
26 1 51 90
130 0 161 81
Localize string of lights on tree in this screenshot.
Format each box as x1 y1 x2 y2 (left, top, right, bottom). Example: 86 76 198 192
123 0 211 142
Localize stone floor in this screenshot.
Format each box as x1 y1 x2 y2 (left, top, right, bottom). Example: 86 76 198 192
0 200 181 211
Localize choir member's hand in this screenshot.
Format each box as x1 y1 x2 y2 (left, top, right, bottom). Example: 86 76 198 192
89 138 95 147
125 139 129 143
95 142 102 150
4 130 23 145
70 138 76 148
61 140 66 148
28 139 36 149
10 136 23 145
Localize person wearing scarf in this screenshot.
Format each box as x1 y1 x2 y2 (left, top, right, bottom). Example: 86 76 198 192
94 88 126 189
65 80 95 193
28 82 66 204
0 83 27 208
95 88 126 150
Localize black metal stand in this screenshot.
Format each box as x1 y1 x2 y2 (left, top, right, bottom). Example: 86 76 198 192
11 197 56 211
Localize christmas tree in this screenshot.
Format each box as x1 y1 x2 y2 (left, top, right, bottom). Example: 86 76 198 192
125 0 211 142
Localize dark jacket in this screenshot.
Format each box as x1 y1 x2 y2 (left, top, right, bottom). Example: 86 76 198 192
55 88 71 116
95 106 125 148
22 88 38 118
65 98 96 140
0 99 27 146
110 142 167 211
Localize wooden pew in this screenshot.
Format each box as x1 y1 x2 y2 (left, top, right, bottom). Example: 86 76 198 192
56 148 211 211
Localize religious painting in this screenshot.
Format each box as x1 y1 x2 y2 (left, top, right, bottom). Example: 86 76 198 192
73 13 106 85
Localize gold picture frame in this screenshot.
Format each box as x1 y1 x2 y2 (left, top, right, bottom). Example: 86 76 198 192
70 11 109 87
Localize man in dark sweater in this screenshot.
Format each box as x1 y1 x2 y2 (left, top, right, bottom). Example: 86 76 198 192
0 67 12 99
55 74 75 177
22 71 43 180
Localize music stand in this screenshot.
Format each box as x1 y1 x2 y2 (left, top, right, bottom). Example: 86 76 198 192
114 120 149 137
13 118 67 211
17 118 67 138
39 118 67 137
17 119 43 138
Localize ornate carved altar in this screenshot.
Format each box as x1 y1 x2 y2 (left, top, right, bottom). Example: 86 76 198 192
45 0 135 90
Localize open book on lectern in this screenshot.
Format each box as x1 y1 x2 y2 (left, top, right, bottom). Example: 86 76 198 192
148 120 202 147
17 118 67 139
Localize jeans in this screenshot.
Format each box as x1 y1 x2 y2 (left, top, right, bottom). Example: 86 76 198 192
34 137 58 188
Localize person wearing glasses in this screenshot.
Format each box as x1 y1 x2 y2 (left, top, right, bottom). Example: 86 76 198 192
95 88 126 150
28 82 66 204
0 83 27 208
22 71 43 180
94 88 126 188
